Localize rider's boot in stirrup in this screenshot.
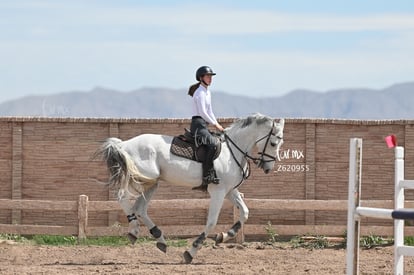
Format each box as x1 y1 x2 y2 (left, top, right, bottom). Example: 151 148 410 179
205 168 220 184
193 169 220 192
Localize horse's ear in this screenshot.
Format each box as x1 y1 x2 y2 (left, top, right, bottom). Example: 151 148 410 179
275 118 285 127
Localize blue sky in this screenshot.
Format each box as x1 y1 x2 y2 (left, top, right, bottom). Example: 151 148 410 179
1 0 414 103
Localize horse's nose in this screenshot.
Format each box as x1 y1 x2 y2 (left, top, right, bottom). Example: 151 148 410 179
264 168 270 174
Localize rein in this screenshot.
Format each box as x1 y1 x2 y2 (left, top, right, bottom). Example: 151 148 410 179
224 121 278 188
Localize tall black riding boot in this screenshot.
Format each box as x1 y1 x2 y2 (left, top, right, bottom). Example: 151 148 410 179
193 144 220 191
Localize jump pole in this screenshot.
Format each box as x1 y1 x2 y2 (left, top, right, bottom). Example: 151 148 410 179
393 146 414 275
346 138 363 275
346 138 414 275
395 145 404 275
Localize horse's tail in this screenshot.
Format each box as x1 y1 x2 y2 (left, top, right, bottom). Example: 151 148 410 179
96 137 156 199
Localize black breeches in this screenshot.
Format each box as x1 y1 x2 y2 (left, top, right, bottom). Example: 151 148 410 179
191 116 216 176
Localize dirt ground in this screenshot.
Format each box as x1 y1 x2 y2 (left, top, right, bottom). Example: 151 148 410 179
1 239 414 274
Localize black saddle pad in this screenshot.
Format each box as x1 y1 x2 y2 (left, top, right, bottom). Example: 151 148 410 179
170 133 221 162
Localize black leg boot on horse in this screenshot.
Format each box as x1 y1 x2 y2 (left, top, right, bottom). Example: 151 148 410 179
193 143 220 192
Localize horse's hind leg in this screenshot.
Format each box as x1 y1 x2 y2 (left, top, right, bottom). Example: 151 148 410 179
118 182 167 252
118 196 141 244
134 182 167 253
215 189 249 245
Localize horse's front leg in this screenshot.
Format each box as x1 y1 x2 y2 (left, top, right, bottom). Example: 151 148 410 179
215 189 248 245
183 189 226 264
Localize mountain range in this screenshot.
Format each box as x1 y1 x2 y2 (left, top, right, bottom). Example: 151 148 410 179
1 82 413 119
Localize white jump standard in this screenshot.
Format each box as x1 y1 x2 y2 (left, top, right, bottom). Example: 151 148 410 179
346 138 414 275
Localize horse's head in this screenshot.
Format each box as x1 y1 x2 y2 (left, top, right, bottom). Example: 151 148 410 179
225 113 285 175
254 116 284 174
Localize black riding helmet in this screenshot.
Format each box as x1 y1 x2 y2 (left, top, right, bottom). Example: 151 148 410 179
196 66 216 81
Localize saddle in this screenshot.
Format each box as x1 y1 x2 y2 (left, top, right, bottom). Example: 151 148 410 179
170 129 222 162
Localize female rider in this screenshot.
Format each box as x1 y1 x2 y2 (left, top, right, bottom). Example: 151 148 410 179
188 66 224 190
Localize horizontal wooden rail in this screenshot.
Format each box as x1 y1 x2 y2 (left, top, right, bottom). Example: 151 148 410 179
0 199 78 211
1 197 411 239
1 198 406 211
0 224 78 235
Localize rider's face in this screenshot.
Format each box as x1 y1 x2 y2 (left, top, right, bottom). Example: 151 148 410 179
201 74 213 86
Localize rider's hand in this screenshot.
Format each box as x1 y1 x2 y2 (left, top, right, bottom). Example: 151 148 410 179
216 123 224 132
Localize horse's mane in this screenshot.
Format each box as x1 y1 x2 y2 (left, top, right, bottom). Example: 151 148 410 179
226 113 272 134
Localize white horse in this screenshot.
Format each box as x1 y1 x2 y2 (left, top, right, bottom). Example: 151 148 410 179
97 113 284 263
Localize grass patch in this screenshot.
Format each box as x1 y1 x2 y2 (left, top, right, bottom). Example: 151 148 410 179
5 233 409 250
360 235 389 249
264 221 279 244
405 236 414 246
166 238 188 247
290 235 331 249
0 234 188 247
32 235 78 246
78 236 133 246
0 233 29 243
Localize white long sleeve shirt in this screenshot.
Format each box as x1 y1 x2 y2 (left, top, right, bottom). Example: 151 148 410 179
192 85 218 125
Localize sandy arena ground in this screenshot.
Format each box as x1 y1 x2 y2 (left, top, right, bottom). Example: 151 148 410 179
1 239 414 274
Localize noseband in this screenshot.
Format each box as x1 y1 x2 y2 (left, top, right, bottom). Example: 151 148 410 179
224 121 281 188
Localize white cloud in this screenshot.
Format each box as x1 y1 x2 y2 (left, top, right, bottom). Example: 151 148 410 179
5 2 414 35
72 6 414 34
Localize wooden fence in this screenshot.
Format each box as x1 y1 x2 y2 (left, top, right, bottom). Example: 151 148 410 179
2 196 414 241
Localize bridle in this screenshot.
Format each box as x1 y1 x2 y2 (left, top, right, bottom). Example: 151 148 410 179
224 120 282 188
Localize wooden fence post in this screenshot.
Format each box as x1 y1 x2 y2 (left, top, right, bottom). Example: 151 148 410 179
78 195 89 240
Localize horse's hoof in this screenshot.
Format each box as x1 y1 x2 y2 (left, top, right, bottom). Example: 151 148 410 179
156 242 167 253
183 251 193 264
215 232 224 245
127 233 137 244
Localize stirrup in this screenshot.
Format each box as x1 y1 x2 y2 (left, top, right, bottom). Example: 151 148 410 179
203 173 220 185
207 176 220 184
192 174 219 192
